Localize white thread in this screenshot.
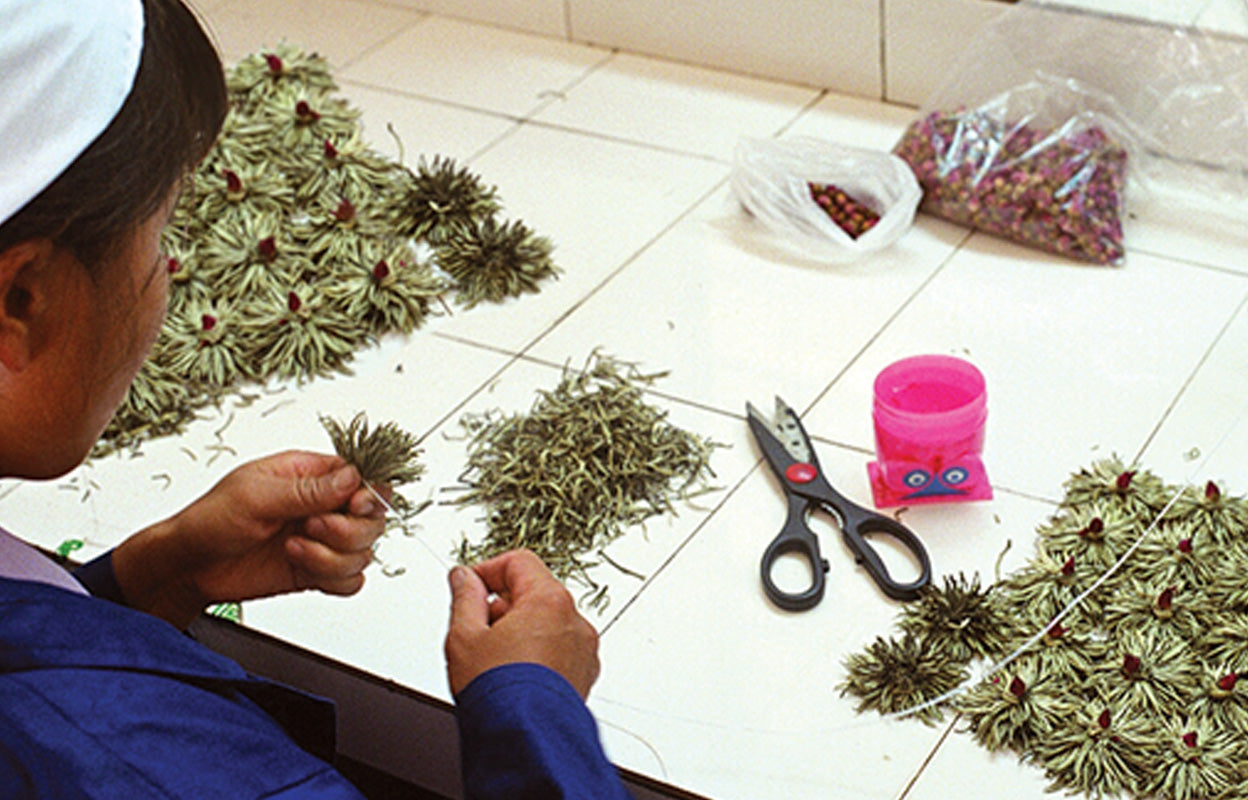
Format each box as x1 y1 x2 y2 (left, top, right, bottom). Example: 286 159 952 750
362 481 453 571
887 393 1248 722
590 392 1248 747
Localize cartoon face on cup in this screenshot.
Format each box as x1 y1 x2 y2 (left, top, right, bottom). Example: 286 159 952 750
867 355 993 508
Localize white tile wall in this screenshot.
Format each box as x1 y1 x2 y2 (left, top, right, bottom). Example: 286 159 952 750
883 0 1010 105
567 0 883 95
377 0 1026 101
376 0 568 38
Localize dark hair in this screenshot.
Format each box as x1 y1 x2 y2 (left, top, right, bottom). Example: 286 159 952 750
0 0 227 270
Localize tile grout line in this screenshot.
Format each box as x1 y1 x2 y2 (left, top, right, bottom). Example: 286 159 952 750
1133 285 1248 467
798 227 975 424
489 174 734 364
334 8 433 73
878 0 889 102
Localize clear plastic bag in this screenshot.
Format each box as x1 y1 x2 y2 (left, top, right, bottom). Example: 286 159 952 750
731 137 922 263
893 90 1132 264
893 0 1248 264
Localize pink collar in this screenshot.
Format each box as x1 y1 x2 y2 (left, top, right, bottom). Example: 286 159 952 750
0 527 87 594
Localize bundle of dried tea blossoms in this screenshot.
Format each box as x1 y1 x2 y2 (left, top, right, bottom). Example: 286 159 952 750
96 44 557 457
841 456 1248 800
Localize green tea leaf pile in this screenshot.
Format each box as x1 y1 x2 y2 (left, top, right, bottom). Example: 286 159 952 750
450 353 720 607
96 43 558 458
841 456 1248 800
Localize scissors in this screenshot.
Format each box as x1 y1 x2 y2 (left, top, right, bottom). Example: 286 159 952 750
747 397 932 610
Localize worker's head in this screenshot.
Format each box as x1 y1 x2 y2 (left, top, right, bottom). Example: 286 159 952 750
0 0 227 478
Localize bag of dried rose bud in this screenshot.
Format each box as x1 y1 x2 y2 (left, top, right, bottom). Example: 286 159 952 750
731 137 922 263
893 90 1132 265
894 0 1248 265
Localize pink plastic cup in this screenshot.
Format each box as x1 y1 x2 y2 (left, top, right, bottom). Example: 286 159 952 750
867 355 992 508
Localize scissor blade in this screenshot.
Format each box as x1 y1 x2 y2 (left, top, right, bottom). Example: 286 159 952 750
771 396 812 463
746 398 812 474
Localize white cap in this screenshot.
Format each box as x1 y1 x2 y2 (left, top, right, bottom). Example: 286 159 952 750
0 0 145 227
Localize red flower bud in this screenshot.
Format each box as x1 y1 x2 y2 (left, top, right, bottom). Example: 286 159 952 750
1061 556 1076 577
1078 518 1104 539
1206 480 1221 501
1157 586 1175 612
1178 538 1194 554
264 53 284 74
258 236 278 262
373 260 391 281
1097 709 1111 730
201 314 217 332
1123 654 1142 678
287 292 302 313
333 199 356 223
323 139 339 160
1048 623 1066 638
224 169 243 195
1218 673 1239 692
295 101 320 123
1008 676 1026 698
1116 471 1135 490
166 257 181 274
1182 731 1198 748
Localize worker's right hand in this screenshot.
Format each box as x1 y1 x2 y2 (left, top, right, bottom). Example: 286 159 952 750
444 549 600 700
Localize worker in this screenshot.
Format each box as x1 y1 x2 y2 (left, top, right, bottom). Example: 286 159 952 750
0 2 630 797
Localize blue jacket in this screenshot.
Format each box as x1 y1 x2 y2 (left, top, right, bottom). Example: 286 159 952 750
0 575 631 799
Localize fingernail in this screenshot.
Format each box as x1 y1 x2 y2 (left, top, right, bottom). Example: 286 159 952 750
358 499 379 517
332 466 357 492
449 566 467 591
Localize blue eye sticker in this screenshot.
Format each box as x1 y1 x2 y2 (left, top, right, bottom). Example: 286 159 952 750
904 469 932 489
942 466 969 486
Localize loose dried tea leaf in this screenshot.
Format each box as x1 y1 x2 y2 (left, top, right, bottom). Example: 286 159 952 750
436 215 558 308
320 412 424 487
451 353 720 596
838 633 966 725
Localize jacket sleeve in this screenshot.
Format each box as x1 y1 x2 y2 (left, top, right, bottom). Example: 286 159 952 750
454 663 633 800
72 551 128 605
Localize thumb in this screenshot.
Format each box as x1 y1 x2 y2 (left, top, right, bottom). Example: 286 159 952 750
256 463 360 518
447 565 490 633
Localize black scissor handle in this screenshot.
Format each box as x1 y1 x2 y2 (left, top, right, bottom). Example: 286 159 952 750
838 506 931 601
760 497 831 611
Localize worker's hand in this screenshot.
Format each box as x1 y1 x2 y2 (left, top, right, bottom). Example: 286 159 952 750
445 549 601 700
112 451 387 629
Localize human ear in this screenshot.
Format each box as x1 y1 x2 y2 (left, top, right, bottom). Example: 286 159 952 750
0 240 55 372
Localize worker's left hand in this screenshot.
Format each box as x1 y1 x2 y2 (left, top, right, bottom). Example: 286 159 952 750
111 451 388 629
